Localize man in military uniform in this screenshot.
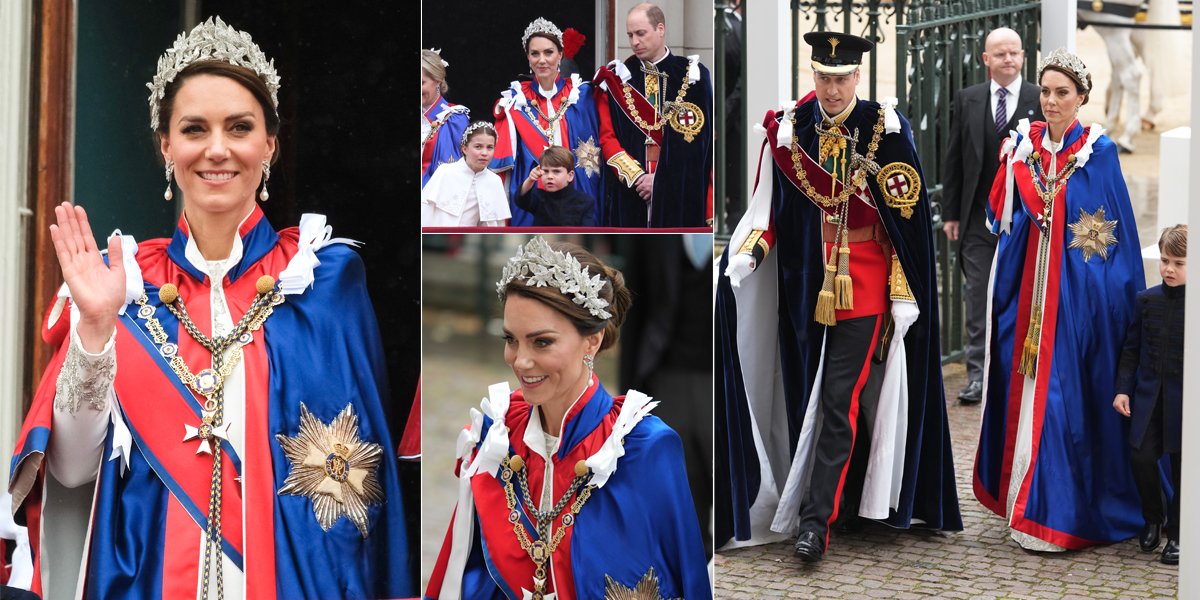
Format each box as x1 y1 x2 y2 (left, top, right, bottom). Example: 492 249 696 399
593 3 714 228
715 33 960 561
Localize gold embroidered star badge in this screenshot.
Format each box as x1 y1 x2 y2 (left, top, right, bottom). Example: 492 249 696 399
575 136 601 178
276 403 385 537
603 568 679 600
1067 206 1119 262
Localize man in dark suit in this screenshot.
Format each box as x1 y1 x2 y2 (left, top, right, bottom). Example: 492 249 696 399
941 27 1041 403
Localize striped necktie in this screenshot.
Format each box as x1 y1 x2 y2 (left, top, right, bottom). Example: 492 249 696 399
995 87 1009 135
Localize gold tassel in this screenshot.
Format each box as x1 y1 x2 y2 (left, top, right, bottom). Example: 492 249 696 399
834 244 853 310
1016 306 1042 377
814 256 839 327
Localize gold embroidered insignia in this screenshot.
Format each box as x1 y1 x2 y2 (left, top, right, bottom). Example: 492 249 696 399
666 101 704 143
604 568 679 600
276 403 385 537
1067 206 1119 261
828 37 840 57
875 162 921 219
575 136 601 178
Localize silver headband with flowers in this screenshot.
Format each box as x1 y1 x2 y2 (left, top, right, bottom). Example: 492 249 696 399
461 121 496 146
147 16 281 130
522 17 563 50
496 237 612 320
1037 48 1091 92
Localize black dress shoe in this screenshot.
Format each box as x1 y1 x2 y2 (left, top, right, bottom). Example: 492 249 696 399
1139 522 1163 552
958 380 983 404
1161 539 1179 565
794 531 825 562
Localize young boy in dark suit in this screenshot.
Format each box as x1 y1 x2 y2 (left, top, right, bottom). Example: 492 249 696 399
517 146 597 227
1114 224 1187 565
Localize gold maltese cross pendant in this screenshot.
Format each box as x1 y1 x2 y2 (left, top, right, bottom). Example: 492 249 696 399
183 410 232 455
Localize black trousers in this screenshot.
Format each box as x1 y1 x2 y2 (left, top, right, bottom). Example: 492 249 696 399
798 315 886 544
959 209 998 383
1131 397 1183 540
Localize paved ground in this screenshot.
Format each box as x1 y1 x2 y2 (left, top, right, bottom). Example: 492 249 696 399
713 363 1180 599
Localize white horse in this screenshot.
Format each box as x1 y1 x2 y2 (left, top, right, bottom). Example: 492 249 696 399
1078 0 1188 152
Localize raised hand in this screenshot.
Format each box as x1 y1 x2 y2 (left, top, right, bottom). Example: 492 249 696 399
49 202 127 352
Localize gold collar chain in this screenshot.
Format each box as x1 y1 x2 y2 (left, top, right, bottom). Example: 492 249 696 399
620 70 692 132
523 92 574 141
500 454 594 600
135 275 283 600
790 106 886 208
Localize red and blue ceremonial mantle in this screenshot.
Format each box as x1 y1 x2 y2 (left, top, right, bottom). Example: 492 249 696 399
975 120 1144 548
10 207 414 598
423 98 471 188
425 379 710 600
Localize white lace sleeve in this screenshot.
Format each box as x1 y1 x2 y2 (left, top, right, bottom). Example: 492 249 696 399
48 327 116 487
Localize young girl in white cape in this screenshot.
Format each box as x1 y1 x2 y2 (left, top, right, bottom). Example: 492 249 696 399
422 121 511 227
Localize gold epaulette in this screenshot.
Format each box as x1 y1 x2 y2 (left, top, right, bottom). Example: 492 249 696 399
889 254 916 302
606 151 646 188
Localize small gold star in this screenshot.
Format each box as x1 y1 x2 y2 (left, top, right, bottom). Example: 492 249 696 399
1067 206 1119 262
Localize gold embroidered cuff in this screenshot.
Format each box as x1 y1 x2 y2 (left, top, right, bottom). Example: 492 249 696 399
738 230 769 265
606 151 645 188
889 255 916 302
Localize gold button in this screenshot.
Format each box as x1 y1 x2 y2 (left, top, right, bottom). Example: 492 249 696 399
509 455 524 472
158 283 179 305
256 275 276 294
575 460 590 477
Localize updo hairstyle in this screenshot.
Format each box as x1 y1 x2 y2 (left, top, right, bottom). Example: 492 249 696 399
421 49 449 94
501 241 632 353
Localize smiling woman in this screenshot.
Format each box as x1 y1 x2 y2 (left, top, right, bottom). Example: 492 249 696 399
10 17 412 599
424 236 711 600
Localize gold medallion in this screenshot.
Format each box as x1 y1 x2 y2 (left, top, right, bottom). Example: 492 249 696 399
667 101 704 142
875 162 922 219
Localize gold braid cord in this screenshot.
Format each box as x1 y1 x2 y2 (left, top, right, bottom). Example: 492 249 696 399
804 107 885 326
1017 152 1077 377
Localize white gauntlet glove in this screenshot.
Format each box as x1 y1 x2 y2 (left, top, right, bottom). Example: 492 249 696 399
725 253 756 288
891 300 920 340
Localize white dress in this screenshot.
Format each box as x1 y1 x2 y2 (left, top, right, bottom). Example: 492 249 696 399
421 158 511 227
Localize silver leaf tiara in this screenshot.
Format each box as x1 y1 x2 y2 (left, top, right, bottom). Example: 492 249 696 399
522 17 563 50
1037 48 1091 92
147 16 281 130
496 237 612 320
461 121 496 145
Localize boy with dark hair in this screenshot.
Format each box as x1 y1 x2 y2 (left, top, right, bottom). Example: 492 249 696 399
1114 224 1187 565
517 146 597 227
